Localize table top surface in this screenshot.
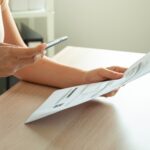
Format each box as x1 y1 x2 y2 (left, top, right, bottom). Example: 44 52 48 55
0 46 150 150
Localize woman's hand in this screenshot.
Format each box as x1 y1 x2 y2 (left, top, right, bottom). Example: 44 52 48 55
0 43 46 77
84 66 127 97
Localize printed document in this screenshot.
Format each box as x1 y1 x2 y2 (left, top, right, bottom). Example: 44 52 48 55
26 52 150 123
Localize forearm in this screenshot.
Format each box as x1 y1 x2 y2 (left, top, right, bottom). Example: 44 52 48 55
2 5 26 47
14 56 87 88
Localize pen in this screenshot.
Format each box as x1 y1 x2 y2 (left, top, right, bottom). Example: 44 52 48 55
45 36 68 50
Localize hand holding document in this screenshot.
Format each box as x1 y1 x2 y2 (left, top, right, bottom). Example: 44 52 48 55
26 52 150 123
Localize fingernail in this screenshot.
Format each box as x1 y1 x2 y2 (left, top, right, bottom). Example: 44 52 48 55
41 43 47 50
37 43 47 52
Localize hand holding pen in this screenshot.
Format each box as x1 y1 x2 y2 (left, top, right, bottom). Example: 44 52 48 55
34 36 68 61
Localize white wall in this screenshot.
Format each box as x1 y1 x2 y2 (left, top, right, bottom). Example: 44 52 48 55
55 0 150 53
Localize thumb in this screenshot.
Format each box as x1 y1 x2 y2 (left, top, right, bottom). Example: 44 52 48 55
86 68 123 83
13 43 47 58
99 68 123 80
35 43 47 52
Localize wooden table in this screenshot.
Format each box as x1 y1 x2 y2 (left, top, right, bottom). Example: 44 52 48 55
0 46 150 150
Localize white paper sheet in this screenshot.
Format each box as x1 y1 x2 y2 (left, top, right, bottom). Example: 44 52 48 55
26 52 150 123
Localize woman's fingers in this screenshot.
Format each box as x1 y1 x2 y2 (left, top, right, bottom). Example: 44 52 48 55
85 67 124 83
107 66 127 73
11 43 47 59
98 68 124 80
85 66 127 98
0 43 47 60
102 89 119 97
14 45 47 69
0 43 47 77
